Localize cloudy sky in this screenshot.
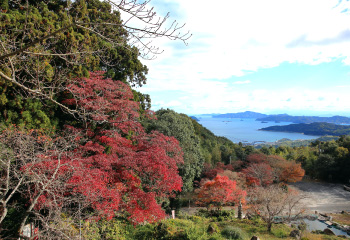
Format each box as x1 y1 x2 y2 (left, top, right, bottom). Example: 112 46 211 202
133 0 350 116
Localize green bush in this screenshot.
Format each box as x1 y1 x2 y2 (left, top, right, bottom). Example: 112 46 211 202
207 233 224 240
82 219 129 240
185 223 208 240
272 228 289 238
131 219 210 240
189 215 205 223
131 224 155 240
196 209 235 220
271 224 291 238
196 209 210 218
221 226 246 240
207 223 220 234
217 216 225 222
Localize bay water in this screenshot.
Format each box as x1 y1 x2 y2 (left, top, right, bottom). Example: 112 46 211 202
195 117 319 144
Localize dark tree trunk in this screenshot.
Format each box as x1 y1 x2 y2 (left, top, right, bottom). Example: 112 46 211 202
267 222 272 232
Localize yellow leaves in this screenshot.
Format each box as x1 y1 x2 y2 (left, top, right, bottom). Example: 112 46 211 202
0 93 8 106
335 146 349 158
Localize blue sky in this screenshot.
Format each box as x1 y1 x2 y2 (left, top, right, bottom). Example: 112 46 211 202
130 0 350 116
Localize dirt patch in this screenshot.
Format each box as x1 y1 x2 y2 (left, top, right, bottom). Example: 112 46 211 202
290 181 350 213
329 212 350 225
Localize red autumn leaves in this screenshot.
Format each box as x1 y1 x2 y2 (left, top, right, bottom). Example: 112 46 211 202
6 72 184 224
195 175 246 210
196 153 305 209
3 72 305 226
243 153 305 186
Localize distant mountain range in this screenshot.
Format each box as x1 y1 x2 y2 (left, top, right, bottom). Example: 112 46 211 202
212 111 268 119
190 116 200 121
257 115 350 124
211 111 350 124
260 122 350 136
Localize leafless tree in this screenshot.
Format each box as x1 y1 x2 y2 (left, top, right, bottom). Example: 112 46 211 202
0 127 88 239
106 0 191 58
247 185 306 232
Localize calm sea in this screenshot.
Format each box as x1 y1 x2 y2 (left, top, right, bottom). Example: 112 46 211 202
196 117 319 144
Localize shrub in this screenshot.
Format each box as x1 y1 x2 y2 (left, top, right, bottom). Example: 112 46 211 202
221 226 246 240
208 233 224 240
196 209 235 220
207 223 220 234
185 223 208 240
196 209 211 218
272 227 289 238
82 219 129 240
271 224 291 238
132 219 209 240
132 224 156 240
189 216 205 223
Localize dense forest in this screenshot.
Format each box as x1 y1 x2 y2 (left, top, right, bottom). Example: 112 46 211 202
1 0 349 239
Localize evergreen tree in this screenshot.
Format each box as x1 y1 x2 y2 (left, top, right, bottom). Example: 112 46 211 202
144 109 204 192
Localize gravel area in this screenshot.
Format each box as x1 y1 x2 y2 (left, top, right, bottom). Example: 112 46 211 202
290 181 350 213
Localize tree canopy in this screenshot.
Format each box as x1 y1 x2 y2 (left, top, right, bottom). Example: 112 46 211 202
0 0 191 238
0 0 190 131
143 109 204 192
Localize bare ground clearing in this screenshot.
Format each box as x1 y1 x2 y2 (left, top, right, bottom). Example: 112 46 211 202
290 181 350 213
179 181 350 217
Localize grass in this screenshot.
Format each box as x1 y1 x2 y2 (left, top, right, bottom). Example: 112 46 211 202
205 217 347 240
127 211 349 240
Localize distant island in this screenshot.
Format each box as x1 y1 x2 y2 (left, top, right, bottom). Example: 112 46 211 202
213 111 268 119
254 136 339 148
207 111 350 125
190 116 200 121
257 114 350 124
260 122 350 136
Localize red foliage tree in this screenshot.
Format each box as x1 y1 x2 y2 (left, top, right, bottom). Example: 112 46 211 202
243 154 305 185
63 72 184 223
242 163 274 187
246 153 268 164
21 71 183 225
201 163 224 180
201 162 237 180
195 175 246 210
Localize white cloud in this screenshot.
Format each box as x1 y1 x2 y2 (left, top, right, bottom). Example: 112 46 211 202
234 80 251 85
134 0 350 114
166 100 183 107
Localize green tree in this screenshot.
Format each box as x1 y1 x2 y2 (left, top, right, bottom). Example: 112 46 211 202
0 0 189 131
144 109 204 192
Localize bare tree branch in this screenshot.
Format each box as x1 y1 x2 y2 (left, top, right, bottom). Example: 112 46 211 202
0 70 78 115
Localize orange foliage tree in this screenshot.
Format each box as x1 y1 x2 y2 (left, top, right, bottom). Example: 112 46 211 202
279 162 305 183
243 154 305 185
266 155 305 183
195 175 246 210
242 163 274 187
